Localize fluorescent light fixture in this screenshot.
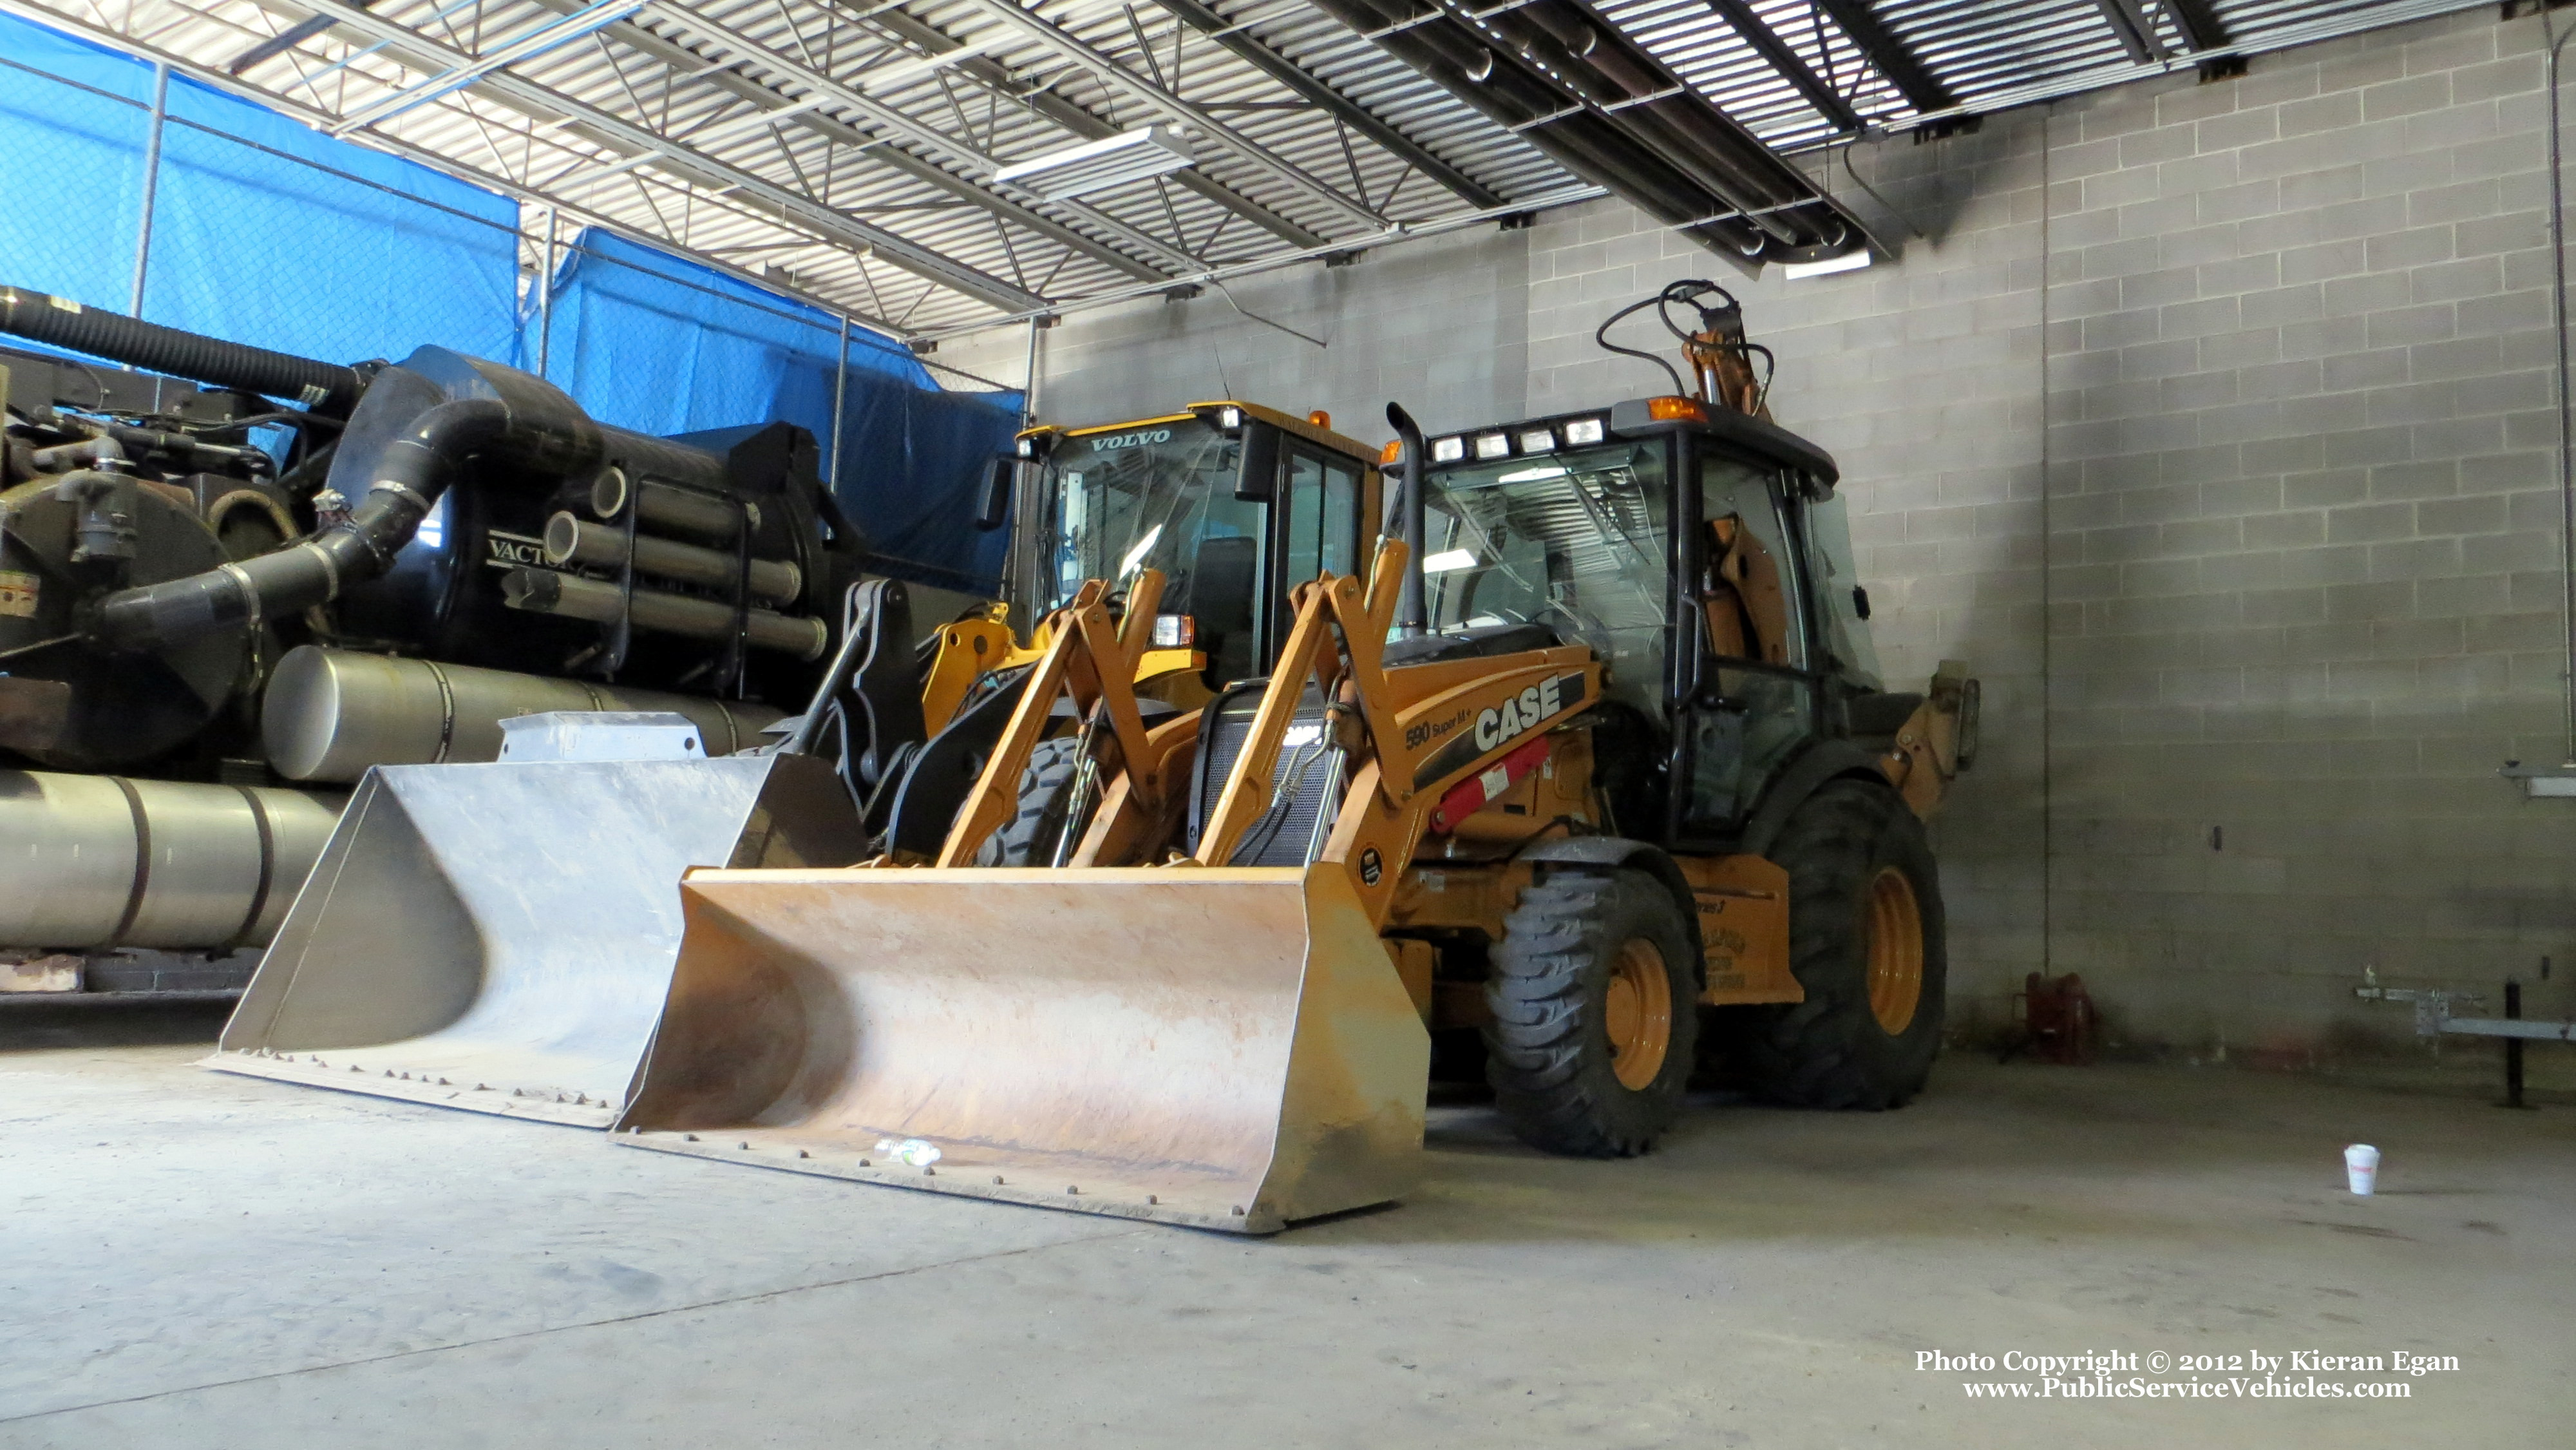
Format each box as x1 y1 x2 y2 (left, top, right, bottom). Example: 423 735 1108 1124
1517 428 1555 453
1421 549 1479 573
994 125 1195 200
1119 523 1164 579
1564 417 1605 445
1431 436 1466 463
1472 432 1510 460
1497 464 1567 484
2501 762 2576 798
1781 249 1873 280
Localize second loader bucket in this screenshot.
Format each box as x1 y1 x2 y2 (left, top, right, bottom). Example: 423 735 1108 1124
615 865 1430 1234
208 752 864 1125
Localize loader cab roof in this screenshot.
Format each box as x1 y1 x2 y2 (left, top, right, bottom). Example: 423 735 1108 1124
1412 396 1838 495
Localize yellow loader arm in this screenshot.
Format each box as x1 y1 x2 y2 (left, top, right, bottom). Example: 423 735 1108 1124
612 549 1608 1234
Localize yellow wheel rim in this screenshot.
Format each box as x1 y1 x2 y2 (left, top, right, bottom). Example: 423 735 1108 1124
1603 939 1674 1091
1865 866 1925 1036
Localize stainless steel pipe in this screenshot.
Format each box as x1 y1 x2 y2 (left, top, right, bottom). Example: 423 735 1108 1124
542 511 802 604
500 569 828 660
0 770 343 950
587 466 761 541
261 646 786 784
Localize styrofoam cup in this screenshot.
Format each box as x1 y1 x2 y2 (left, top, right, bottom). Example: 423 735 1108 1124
2344 1143 2380 1196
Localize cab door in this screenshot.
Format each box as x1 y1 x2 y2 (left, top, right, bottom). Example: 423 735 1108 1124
1672 447 1822 842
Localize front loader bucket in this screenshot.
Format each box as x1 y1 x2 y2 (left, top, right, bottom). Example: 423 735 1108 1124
207 754 863 1126
615 866 1430 1234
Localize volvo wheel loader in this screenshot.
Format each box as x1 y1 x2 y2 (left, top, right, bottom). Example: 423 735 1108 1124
606 281 1979 1234
207 401 1387 1125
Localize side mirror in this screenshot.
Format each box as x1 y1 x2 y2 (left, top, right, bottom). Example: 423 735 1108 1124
976 455 1014 531
1233 423 1279 502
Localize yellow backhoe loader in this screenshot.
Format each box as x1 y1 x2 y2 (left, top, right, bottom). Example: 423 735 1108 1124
608 281 1980 1233
207 403 1387 1125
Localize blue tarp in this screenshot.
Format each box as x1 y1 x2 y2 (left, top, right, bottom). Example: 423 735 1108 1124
0 11 518 365
540 229 1023 593
1 12 1018 594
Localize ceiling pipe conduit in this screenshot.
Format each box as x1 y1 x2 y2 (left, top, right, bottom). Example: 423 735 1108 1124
1463 1 1806 247
1463 0 1849 249
1314 0 1770 256
1317 0 1865 263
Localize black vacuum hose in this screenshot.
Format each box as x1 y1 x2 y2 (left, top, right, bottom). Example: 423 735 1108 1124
0 285 366 415
89 397 509 651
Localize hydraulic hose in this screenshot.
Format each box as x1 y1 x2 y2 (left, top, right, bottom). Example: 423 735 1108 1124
89 397 509 651
1387 401 1428 638
0 286 366 415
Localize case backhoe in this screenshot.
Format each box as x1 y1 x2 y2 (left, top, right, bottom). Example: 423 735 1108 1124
609 282 1980 1232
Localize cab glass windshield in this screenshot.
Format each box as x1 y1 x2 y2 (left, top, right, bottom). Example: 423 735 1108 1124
1038 416 1260 616
1417 441 1672 716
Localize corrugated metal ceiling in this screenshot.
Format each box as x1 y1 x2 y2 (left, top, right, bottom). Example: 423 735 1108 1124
0 0 2496 340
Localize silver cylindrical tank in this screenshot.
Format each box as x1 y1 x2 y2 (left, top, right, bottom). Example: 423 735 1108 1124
0 770 343 950
261 645 786 785
500 569 828 660
542 511 802 604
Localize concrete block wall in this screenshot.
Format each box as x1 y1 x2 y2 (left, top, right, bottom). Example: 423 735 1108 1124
939 5 2576 1057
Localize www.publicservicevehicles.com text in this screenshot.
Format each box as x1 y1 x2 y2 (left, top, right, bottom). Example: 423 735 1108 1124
1919 1349 2458 1399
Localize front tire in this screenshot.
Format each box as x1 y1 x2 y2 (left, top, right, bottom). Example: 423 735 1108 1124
1483 868 1699 1157
1728 777 1946 1109
974 737 1086 866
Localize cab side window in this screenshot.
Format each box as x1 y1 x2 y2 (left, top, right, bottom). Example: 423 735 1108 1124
1699 458 1803 668
1677 455 1816 838
1280 446 1361 587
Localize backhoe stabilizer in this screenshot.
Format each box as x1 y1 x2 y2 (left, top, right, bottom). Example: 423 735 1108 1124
613 864 1431 1234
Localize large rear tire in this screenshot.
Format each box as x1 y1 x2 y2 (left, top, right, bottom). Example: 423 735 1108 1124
1728 777 1946 1109
1483 868 1699 1157
974 737 1085 866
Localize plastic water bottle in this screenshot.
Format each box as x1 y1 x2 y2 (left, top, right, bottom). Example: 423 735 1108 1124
874 1136 942 1167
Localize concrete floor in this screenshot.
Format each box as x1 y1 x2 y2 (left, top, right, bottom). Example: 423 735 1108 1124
2 1004 2569 1449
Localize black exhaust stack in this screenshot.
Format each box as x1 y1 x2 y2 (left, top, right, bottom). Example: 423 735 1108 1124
1386 401 1428 639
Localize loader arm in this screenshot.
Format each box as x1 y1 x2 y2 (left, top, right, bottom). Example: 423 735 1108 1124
934 570 1165 867
1191 546 1603 928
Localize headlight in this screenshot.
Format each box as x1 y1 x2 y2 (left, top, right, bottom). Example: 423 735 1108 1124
1517 428 1555 453
1151 613 1197 649
1218 406 1243 430
1472 432 1510 460
1431 436 1466 463
1564 417 1605 445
